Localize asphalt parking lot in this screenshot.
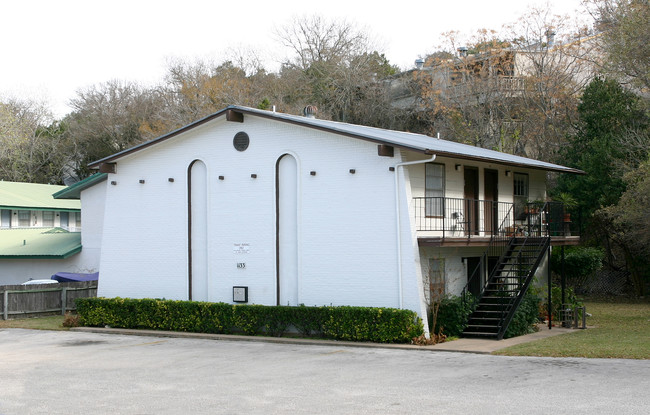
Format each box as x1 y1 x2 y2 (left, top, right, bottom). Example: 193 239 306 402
1 328 648 414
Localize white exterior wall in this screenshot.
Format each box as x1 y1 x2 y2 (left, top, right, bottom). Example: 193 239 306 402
73 182 106 273
409 155 546 203
97 116 423 316
419 246 493 298
0 257 82 285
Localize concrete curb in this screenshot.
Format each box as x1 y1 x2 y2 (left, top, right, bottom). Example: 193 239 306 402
71 324 578 354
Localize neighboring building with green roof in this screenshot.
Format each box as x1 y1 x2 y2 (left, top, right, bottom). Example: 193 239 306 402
0 181 81 231
0 180 102 285
0 228 81 258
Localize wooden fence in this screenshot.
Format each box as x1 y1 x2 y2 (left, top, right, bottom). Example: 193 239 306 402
0 281 97 320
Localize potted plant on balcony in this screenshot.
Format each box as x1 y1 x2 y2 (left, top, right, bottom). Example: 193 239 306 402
525 199 544 214
555 193 577 222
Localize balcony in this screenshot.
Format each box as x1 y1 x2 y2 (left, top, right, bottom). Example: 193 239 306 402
413 197 579 246
446 76 526 103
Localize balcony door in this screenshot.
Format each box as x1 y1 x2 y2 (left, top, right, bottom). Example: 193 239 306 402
464 167 479 235
484 169 499 235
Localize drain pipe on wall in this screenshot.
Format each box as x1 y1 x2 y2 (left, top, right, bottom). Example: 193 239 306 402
394 152 437 310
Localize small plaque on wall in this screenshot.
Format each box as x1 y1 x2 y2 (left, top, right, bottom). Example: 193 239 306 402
233 286 248 303
233 243 250 254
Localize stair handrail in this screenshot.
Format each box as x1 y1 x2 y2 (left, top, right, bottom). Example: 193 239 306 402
461 203 515 304
492 201 551 338
495 235 551 339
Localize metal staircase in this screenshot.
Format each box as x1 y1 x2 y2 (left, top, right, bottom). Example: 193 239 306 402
458 202 556 340
462 235 550 339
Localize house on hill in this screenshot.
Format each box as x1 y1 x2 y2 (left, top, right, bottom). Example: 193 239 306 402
84 105 582 338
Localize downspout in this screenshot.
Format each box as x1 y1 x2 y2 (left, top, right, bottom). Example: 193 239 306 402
394 152 437 309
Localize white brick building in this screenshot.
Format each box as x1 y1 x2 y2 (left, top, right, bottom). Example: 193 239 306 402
82 105 581 335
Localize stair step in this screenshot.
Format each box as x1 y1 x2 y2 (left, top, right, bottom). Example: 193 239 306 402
462 236 550 340
471 310 505 315
484 290 520 298
467 320 500 326
462 331 499 339
465 326 499 332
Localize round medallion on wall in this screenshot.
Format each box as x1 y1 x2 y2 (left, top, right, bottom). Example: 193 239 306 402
233 131 250 152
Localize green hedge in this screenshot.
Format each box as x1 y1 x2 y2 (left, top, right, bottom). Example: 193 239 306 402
75 298 423 343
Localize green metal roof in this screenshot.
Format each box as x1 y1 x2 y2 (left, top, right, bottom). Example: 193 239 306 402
0 227 81 258
53 173 107 200
0 181 81 211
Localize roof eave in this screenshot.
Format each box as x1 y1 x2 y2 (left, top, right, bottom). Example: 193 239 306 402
87 105 584 175
425 149 585 174
53 173 108 200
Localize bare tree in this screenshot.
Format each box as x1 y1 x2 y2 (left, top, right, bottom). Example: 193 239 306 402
0 97 66 183
275 15 398 122
66 80 163 178
585 0 650 92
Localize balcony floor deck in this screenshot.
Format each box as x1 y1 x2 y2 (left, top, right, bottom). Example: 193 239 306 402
417 235 580 247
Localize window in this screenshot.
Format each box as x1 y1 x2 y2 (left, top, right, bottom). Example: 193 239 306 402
425 258 445 304
18 210 30 227
42 211 55 227
425 163 445 217
513 173 529 219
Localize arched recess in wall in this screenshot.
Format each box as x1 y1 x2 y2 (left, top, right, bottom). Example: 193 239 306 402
188 159 208 301
276 154 299 306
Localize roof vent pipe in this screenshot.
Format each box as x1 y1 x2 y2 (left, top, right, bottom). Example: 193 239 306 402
303 105 318 119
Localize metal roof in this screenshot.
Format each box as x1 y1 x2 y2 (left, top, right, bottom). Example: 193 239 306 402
89 105 584 174
0 228 81 258
53 173 108 200
0 181 81 211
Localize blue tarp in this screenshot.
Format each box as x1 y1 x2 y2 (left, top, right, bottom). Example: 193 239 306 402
51 272 99 282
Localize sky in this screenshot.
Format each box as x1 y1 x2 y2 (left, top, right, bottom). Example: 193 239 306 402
1 0 587 118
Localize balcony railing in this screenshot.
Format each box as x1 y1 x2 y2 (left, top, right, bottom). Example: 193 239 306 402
413 198 578 238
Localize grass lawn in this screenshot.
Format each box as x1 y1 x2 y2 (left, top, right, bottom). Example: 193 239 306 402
494 300 650 359
0 315 68 331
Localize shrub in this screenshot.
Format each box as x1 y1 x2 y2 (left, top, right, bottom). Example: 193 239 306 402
504 289 541 338
62 312 80 328
539 284 583 323
75 298 423 344
551 246 604 288
432 294 476 337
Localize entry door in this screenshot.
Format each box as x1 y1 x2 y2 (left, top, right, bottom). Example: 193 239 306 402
1 209 10 228
59 211 69 229
276 154 299 306
484 169 499 235
466 257 482 297
464 167 479 235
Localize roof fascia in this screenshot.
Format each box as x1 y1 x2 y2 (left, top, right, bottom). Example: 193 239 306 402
53 173 108 200
87 107 430 168
0 206 80 212
87 105 584 175
426 149 585 175
87 109 231 168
